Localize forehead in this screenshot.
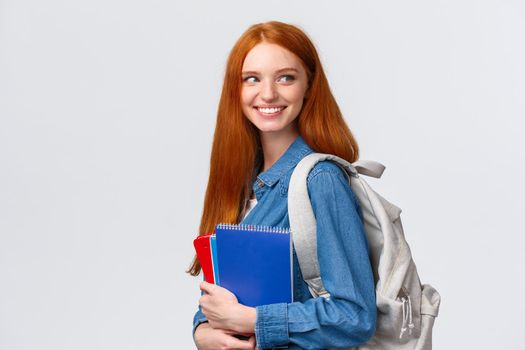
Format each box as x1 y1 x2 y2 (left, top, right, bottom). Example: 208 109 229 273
242 42 303 72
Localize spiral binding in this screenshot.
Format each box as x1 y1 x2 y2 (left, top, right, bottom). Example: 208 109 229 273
216 223 289 234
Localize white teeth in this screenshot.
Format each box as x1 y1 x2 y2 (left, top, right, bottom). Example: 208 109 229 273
257 107 284 114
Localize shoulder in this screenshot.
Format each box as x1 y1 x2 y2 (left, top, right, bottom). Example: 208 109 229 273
305 160 359 208
306 160 348 185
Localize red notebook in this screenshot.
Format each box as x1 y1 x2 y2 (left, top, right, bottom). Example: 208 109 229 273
193 234 215 283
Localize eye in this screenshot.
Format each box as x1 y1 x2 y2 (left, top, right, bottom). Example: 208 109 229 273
243 76 259 83
278 75 295 83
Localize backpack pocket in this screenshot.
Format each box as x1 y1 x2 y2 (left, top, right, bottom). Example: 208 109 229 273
413 284 441 349
375 283 421 343
360 284 438 350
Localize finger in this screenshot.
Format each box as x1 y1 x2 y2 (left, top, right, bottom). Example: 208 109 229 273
199 281 216 295
248 335 256 346
198 295 208 308
224 335 256 350
229 331 254 338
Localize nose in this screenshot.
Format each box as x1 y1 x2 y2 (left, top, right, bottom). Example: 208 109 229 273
260 79 278 101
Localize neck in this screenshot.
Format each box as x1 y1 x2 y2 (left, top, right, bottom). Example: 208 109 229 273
259 127 299 172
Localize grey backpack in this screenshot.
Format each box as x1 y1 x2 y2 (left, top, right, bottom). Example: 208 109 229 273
288 153 441 350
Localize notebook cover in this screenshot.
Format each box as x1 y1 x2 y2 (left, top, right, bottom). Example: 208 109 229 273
215 224 292 307
193 234 215 284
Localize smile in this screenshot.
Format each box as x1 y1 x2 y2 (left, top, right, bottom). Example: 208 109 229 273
254 106 287 115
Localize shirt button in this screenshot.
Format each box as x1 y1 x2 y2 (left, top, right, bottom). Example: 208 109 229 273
256 179 264 188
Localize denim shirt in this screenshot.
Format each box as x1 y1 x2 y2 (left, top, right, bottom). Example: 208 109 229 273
192 136 377 350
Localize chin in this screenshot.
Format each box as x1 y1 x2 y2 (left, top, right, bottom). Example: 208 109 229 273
259 127 295 135
253 122 285 133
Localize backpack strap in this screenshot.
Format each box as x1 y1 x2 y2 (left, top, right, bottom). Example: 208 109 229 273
353 159 385 179
288 153 385 298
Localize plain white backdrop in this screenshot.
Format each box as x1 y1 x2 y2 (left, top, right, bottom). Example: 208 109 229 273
1 0 524 349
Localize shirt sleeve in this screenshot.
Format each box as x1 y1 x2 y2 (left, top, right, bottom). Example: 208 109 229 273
192 295 208 344
254 163 377 349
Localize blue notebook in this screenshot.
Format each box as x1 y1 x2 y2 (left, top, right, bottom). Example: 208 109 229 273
215 224 293 307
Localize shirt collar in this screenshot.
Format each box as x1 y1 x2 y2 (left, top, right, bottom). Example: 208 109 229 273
256 135 313 187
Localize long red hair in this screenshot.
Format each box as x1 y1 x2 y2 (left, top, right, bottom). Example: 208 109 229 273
187 21 359 276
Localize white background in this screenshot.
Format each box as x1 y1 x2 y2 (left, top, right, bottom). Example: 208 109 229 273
1 0 524 349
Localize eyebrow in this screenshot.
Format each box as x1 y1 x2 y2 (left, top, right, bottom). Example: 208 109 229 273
241 67 299 75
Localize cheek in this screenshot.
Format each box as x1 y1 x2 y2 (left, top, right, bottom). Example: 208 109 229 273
240 91 249 110
241 88 254 106
240 90 255 119
280 86 307 105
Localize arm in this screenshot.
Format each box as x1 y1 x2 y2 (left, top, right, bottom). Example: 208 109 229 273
193 295 256 350
255 163 377 349
194 322 256 350
192 304 208 339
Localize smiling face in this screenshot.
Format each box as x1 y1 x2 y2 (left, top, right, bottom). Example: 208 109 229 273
241 42 309 138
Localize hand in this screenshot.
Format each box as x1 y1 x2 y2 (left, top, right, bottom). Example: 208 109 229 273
194 322 256 350
199 281 256 334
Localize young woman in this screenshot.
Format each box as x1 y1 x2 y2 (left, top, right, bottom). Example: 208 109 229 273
188 21 377 350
